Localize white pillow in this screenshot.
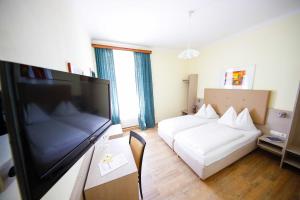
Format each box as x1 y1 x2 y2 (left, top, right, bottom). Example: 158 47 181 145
195 104 206 118
53 101 80 116
25 103 50 124
218 106 237 127
206 104 219 119
234 108 257 131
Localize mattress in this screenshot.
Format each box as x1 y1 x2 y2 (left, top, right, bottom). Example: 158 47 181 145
158 115 217 148
174 123 261 166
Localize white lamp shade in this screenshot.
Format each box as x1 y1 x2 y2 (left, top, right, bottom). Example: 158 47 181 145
178 48 200 59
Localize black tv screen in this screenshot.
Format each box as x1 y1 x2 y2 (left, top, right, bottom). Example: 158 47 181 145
0 61 112 200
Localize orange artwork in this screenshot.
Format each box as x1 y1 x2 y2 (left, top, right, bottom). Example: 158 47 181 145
223 66 254 89
232 70 246 85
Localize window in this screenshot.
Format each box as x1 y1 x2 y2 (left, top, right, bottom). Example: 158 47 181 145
113 50 139 127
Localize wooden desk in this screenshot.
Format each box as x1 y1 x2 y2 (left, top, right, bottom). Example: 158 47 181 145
84 137 139 200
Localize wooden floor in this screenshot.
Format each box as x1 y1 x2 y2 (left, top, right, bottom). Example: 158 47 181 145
127 127 300 200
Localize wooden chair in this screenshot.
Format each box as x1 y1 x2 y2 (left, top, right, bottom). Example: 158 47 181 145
129 131 146 199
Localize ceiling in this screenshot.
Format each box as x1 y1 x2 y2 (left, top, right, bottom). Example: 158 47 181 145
71 0 300 49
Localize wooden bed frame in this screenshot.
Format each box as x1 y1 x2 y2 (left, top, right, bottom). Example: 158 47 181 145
204 88 270 125
175 88 271 180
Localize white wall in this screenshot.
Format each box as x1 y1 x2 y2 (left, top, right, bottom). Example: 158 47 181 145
151 48 188 122
0 1 96 200
0 0 189 123
0 0 95 73
187 12 300 111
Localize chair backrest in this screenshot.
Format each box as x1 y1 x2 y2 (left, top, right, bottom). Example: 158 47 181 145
129 131 146 173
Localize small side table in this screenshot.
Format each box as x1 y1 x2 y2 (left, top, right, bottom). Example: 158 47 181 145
181 110 194 115
257 134 286 156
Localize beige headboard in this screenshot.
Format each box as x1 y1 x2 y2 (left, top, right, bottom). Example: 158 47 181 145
204 89 270 125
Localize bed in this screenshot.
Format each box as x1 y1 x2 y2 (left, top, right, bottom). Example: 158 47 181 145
174 123 261 179
158 115 217 149
172 88 270 179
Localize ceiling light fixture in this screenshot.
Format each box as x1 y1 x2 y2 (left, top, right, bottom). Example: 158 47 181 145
178 10 200 59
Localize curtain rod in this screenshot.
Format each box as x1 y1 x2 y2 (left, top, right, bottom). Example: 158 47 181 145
92 44 152 54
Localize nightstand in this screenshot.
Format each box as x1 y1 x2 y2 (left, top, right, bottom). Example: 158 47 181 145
181 110 188 115
181 110 195 115
257 134 286 156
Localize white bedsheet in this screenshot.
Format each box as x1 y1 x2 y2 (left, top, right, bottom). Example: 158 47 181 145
158 115 217 148
174 123 261 166
158 115 217 134
175 124 244 155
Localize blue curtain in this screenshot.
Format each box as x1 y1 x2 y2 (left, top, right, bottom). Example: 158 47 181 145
134 52 155 130
94 48 120 124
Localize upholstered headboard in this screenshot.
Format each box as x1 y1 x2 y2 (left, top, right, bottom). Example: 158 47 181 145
204 89 270 125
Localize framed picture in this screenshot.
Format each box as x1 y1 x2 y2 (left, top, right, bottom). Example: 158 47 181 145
66 62 87 75
221 66 256 89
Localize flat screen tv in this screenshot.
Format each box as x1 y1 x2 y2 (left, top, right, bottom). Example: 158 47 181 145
0 61 112 200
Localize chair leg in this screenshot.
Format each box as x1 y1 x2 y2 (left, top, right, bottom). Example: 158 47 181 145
139 174 143 199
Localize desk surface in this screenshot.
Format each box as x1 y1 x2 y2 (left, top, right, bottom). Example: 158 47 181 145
84 136 137 190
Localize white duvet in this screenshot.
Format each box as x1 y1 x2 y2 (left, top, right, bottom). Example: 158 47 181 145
174 123 256 156
158 115 216 136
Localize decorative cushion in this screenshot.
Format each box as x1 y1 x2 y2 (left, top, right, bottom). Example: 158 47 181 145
234 108 257 131
218 106 237 127
205 104 219 119
195 104 206 118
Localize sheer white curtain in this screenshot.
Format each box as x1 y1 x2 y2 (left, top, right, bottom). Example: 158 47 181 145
113 50 139 127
